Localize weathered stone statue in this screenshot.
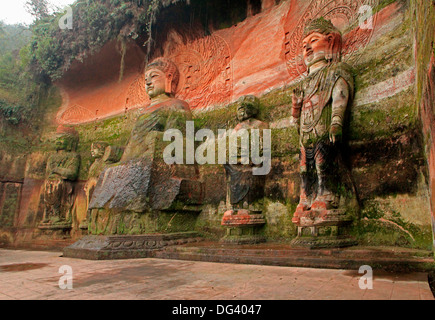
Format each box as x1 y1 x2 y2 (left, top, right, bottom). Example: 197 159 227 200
221 95 268 244
83 142 123 211
290 18 355 242
89 57 201 223
121 57 192 163
39 126 80 231
225 95 269 210
84 142 109 208
80 141 111 230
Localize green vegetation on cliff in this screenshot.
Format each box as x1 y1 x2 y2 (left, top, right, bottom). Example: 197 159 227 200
0 21 52 153
0 23 34 124
22 0 260 82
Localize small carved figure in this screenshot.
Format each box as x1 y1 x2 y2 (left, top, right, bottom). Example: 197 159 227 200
80 142 124 230
40 126 80 229
221 95 268 244
291 18 354 225
224 95 269 211
88 142 109 177
80 141 108 230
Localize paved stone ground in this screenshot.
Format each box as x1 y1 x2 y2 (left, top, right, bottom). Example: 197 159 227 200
0 249 433 300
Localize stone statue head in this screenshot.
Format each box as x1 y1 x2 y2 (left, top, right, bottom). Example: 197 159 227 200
145 58 180 99
90 141 109 159
237 95 260 122
54 126 79 152
302 18 343 68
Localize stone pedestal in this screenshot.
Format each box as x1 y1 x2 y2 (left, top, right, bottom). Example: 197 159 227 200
291 209 357 249
37 221 73 239
79 220 89 231
38 221 72 232
63 232 203 260
221 209 266 244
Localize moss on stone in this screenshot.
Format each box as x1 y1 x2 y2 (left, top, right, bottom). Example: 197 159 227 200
0 86 62 156
352 1 413 92
72 113 137 180
350 219 433 250
349 88 417 141
353 196 433 250
194 104 238 132
271 127 299 158
260 198 297 241
89 207 198 236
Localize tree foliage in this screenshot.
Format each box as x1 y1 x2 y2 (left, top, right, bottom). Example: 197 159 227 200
25 0 51 20
23 0 188 81
0 0 188 126
0 23 41 126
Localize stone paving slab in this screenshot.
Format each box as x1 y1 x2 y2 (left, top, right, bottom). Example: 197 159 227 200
0 249 433 300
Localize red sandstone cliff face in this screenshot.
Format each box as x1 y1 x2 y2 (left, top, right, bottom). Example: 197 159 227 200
56 0 387 125
56 40 148 125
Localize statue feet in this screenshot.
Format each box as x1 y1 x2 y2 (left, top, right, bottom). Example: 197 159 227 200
292 193 310 224
310 192 339 220
292 203 307 224
291 198 356 249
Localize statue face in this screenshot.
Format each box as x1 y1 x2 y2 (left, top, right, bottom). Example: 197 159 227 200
302 32 331 67
90 144 106 159
54 134 77 152
55 135 68 151
145 68 167 99
237 104 253 122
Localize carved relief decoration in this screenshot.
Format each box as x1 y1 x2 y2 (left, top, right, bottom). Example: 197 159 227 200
58 104 96 125
167 34 233 109
283 0 379 80
124 74 150 112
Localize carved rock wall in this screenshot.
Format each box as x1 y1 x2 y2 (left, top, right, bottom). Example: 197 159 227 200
0 151 26 246
56 0 384 124
1 0 434 250
56 40 147 125
412 0 435 252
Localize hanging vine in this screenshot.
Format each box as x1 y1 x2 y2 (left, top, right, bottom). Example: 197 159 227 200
117 37 127 82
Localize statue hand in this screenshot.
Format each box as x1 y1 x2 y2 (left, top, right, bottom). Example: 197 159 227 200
292 87 303 107
292 87 303 119
329 124 342 144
